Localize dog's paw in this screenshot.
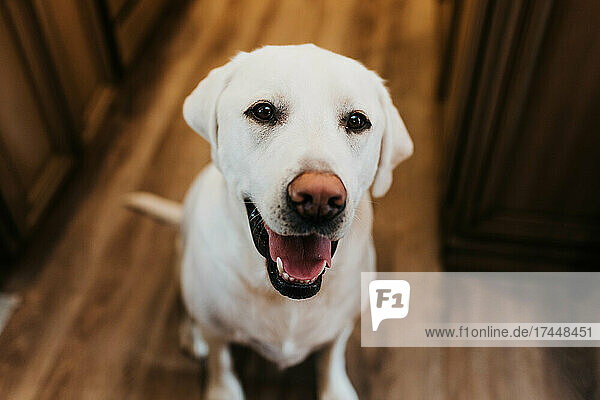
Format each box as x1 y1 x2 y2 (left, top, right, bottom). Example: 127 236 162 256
319 377 359 400
179 317 209 359
205 373 245 400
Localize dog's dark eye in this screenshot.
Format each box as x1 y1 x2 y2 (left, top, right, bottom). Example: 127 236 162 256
345 111 371 132
247 102 275 122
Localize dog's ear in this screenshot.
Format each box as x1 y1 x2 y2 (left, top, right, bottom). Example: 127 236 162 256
371 83 414 198
183 53 246 166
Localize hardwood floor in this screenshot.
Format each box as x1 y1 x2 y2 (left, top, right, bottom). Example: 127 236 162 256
0 0 597 399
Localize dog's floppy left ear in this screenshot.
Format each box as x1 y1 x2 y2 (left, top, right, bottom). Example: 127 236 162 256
183 53 246 166
371 84 414 198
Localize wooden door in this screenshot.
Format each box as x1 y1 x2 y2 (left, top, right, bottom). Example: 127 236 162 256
0 2 77 260
440 0 600 270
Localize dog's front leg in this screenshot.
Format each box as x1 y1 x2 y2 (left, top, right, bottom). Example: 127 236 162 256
317 325 359 400
204 337 244 400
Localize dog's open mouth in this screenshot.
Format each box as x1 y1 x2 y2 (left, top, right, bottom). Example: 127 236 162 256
245 201 338 299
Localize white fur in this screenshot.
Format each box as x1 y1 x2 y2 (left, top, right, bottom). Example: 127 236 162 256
176 44 412 399
124 192 183 226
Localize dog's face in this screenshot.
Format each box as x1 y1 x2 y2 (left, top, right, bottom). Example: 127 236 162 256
184 45 412 299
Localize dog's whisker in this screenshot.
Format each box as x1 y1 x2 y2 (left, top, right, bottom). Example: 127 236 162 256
250 213 264 225
250 212 262 221
249 214 262 224
251 221 265 237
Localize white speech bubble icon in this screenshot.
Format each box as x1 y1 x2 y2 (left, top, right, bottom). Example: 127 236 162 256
369 280 410 331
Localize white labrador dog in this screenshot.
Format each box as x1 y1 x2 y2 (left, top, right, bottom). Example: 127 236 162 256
127 44 412 399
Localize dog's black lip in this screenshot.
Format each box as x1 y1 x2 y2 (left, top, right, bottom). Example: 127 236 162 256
244 199 338 299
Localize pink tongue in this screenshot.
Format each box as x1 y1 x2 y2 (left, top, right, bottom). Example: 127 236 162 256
265 226 331 280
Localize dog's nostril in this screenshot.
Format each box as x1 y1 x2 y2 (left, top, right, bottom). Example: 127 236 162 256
328 196 344 208
290 190 310 204
299 193 313 205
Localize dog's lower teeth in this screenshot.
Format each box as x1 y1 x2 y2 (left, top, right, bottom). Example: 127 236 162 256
278 273 316 285
276 257 284 274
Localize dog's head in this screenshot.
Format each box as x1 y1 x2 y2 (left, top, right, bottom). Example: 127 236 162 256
184 44 412 299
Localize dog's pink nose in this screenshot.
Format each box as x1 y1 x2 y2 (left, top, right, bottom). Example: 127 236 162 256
287 172 347 222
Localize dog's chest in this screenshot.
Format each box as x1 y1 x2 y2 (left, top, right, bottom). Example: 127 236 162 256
220 293 350 367
181 247 360 367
